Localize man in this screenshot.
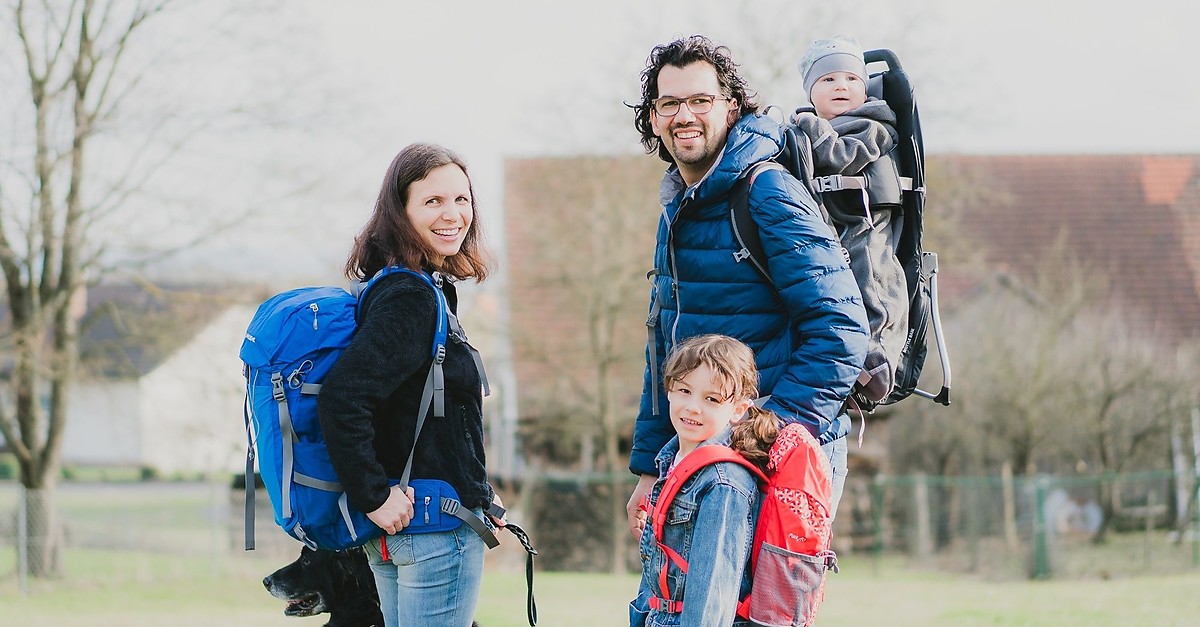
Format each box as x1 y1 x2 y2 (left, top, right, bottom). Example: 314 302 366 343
627 35 869 539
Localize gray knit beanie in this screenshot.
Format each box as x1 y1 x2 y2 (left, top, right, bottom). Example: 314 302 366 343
798 35 867 99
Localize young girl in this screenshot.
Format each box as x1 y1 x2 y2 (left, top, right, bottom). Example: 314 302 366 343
629 334 781 627
317 143 500 627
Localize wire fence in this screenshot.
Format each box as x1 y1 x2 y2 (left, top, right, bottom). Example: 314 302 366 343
0 479 302 595
2 469 1198 592
526 468 1200 579
838 469 1200 579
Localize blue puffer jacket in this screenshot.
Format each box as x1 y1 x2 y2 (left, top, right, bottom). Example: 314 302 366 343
630 114 869 477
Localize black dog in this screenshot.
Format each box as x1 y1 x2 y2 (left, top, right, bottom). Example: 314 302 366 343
264 545 481 627
264 546 383 627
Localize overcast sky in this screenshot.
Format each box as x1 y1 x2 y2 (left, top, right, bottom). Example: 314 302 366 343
14 0 1185 283
302 0 1196 156
230 0 1190 283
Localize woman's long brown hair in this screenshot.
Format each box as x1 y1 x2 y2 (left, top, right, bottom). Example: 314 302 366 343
344 143 492 282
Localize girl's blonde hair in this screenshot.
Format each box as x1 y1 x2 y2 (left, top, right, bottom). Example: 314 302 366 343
662 334 779 472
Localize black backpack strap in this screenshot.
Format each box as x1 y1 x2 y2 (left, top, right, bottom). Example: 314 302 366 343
447 307 491 397
730 122 832 287
644 269 664 416
243 395 256 551
729 160 787 287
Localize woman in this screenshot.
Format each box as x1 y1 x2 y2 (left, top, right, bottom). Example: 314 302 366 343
317 143 499 627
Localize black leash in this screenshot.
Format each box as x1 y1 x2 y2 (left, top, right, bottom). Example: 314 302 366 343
501 522 538 626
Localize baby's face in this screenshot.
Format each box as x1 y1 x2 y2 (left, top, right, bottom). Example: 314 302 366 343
809 71 867 119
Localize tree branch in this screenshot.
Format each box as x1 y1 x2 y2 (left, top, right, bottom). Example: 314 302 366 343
0 386 34 465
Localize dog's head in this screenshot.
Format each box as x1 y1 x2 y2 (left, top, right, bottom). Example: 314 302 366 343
263 545 380 626
263 544 480 627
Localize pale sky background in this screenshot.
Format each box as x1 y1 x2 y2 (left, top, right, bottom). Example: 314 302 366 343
6 0 1191 284
198 0 1195 284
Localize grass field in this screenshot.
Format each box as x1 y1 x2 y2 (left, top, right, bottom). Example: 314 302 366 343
2 549 1198 626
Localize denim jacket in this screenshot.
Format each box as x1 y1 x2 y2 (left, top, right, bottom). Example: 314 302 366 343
629 429 761 627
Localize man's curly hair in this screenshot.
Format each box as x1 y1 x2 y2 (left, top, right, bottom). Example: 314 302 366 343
633 35 759 163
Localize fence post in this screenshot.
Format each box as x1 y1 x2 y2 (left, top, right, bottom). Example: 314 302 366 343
871 474 886 575
17 484 28 596
1144 490 1155 570
1032 478 1050 579
967 476 981 573
1002 460 1018 550
914 473 932 559
1194 472 1199 569
1192 407 1199 568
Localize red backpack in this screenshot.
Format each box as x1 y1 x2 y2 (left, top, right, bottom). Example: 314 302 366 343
649 424 838 627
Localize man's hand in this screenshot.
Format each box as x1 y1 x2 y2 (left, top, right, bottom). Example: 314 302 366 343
367 485 416 534
626 474 656 540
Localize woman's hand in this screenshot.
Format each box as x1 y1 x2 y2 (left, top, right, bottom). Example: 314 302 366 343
367 485 416 534
487 492 507 528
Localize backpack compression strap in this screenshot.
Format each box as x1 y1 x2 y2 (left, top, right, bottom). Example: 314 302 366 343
648 446 767 613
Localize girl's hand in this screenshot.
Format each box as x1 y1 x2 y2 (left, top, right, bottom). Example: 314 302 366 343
626 474 656 539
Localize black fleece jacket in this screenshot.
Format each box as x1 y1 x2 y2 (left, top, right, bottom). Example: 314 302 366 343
317 272 490 515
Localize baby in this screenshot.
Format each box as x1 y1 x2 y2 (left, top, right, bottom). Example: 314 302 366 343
794 36 909 406
794 35 897 178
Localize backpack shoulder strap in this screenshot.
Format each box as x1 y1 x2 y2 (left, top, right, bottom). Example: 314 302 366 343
650 445 766 542
730 161 788 287
730 122 827 288
356 266 448 361
353 266 451 489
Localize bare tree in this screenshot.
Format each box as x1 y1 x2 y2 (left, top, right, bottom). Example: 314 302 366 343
506 155 660 573
0 0 314 577
0 0 189 577
890 238 1191 552
1056 306 1181 543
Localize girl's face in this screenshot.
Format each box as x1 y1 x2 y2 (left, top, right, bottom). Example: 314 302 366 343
667 364 753 455
405 164 473 264
809 70 867 120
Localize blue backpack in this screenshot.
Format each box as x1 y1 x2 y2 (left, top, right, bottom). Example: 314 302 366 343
240 267 493 551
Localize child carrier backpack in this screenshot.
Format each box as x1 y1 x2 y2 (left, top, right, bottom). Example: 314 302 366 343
649 424 837 626
730 48 952 416
240 267 497 552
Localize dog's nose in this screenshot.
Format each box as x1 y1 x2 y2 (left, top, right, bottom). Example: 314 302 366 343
262 576 271 590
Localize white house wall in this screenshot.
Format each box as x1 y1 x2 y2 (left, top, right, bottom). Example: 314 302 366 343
63 381 143 466
139 305 254 475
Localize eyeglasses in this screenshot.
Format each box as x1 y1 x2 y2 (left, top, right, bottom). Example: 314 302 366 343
652 94 731 117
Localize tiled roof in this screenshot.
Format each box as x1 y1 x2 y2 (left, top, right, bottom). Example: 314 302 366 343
1 282 260 380
934 154 1200 342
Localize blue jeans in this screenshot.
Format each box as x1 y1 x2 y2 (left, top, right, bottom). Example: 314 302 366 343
365 519 485 627
822 437 848 519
